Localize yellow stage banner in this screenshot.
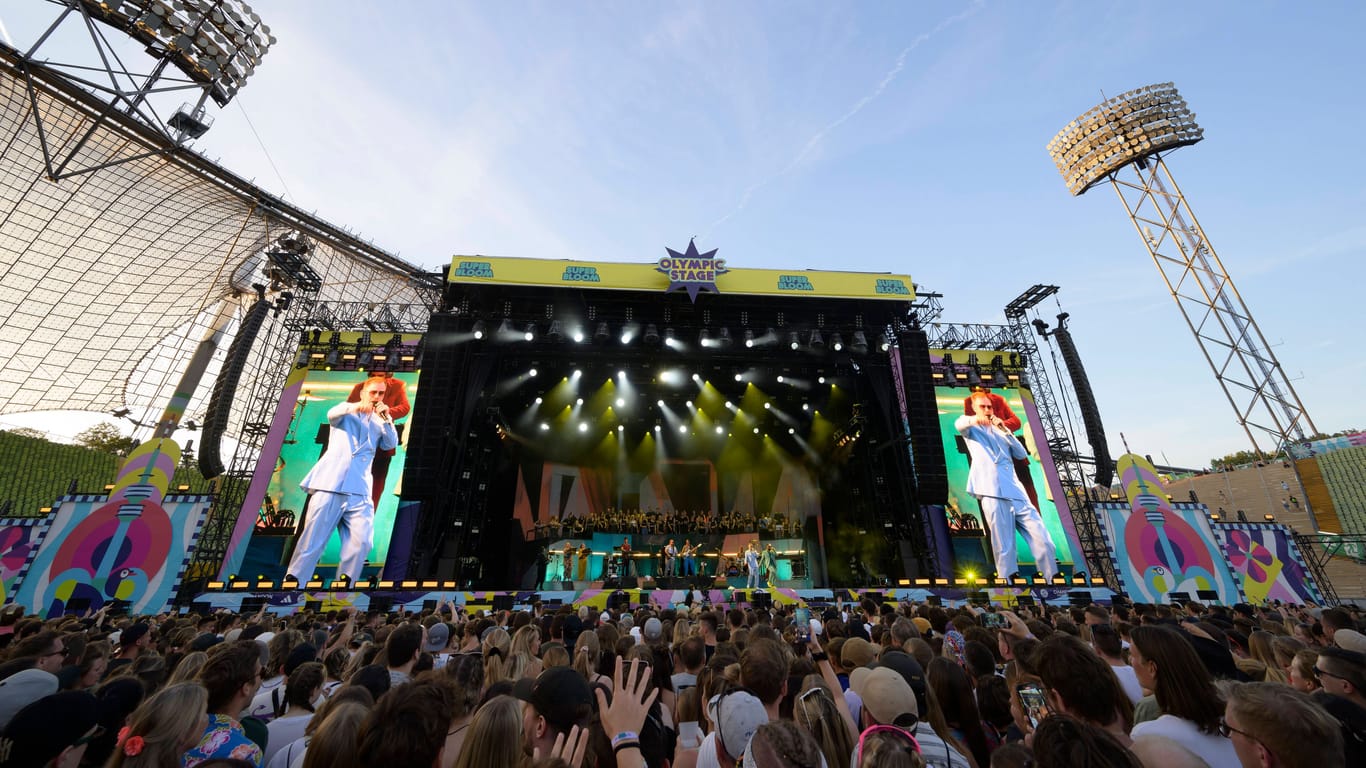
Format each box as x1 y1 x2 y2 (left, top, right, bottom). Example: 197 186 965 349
448 255 914 301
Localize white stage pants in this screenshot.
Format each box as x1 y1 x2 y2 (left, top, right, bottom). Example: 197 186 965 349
980 496 1058 581
287 490 374 582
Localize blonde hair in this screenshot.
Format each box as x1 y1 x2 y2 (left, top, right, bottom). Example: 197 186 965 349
673 619 692 646
453 694 526 768
301 700 369 768
105 682 208 768
482 628 513 686
168 651 208 685
1249 631 1286 683
796 675 856 768
573 630 601 681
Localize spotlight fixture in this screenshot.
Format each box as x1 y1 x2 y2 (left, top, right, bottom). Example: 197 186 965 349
699 328 712 346
324 349 341 367
644 324 661 344
830 333 844 352
472 320 487 340
879 332 892 352
851 331 869 354
618 425 624 432
546 320 563 342
615 398 625 407
572 328 585 343
788 331 800 350
664 327 676 346
734 373 743 382
744 330 755 348
715 425 724 434
497 319 515 338
524 322 537 341
717 327 733 347
595 322 610 343
529 368 538 377
776 375 785 383
679 425 688 434
579 423 588 432
810 330 825 349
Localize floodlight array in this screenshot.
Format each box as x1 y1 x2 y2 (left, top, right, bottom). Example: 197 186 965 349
1047 82 1203 196
78 0 275 106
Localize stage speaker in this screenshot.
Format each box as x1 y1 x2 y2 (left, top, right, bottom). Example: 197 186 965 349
1067 591 1092 607
1015 595 1036 607
620 576 638 589
370 597 394 615
926 595 942 607
304 599 323 613
1195 590 1219 602
198 297 270 478
559 580 575 590
492 594 514 612
189 601 211 615
240 596 267 614
750 591 772 609
898 328 949 504
967 591 990 605
1167 592 1192 605
1109 595 1129 609
609 590 631 611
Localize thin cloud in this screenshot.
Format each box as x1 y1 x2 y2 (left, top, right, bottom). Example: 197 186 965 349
707 0 985 234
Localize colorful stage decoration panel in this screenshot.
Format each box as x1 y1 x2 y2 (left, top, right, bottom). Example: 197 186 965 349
11 493 210 617
1213 523 1323 605
1094 454 1242 604
934 382 1086 577
0 516 54 602
235 360 422 582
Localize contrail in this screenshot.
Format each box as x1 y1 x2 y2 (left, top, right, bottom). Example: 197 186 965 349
707 0 984 234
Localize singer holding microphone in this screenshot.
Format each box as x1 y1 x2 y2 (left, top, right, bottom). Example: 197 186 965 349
287 376 399 584
955 390 1057 582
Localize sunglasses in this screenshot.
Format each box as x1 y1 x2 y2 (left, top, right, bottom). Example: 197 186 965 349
857 724 920 764
1218 718 1256 741
1313 666 1345 681
73 724 107 747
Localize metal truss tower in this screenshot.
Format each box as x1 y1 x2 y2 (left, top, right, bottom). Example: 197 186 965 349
1004 286 1120 590
1048 83 1320 528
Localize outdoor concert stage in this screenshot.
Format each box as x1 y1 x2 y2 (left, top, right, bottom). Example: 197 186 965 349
2 251 1330 619
223 247 1091 597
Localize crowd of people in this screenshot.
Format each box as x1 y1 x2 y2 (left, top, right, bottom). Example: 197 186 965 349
532 508 802 539
0 595 1363 768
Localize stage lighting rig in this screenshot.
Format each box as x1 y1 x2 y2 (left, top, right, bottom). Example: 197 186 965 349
15 0 278 178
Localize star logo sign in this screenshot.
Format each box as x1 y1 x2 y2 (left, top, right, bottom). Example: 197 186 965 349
658 239 728 302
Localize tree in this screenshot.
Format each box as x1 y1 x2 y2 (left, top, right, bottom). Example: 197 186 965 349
74 422 138 455
4 427 47 440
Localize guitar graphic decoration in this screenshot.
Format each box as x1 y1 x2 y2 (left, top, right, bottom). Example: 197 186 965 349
39 438 180 616
1117 453 1219 599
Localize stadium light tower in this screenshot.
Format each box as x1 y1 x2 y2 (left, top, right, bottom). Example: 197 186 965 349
1047 83 1318 480
9 0 276 179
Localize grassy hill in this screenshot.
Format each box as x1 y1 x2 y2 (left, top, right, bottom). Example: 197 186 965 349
0 431 212 516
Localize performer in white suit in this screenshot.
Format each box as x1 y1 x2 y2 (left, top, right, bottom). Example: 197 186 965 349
955 392 1058 581
288 377 399 583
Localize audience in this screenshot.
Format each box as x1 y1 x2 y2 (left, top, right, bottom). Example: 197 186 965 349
0 595 1361 768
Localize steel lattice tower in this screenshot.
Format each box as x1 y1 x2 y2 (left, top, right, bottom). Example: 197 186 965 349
1047 83 1321 529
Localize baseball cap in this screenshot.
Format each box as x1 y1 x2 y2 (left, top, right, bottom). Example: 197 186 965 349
871 651 929 717
849 666 917 725
709 689 767 760
0 669 59 729
1334 629 1366 654
120 623 150 648
513 667 594 731
644 617 663 641
841 637 876 670
0 691 100 767
425 623 451 653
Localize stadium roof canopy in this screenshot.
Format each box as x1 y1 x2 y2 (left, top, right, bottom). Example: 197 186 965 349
0 45 436 428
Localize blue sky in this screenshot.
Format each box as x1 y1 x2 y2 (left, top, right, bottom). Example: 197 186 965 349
2 1 1362 468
